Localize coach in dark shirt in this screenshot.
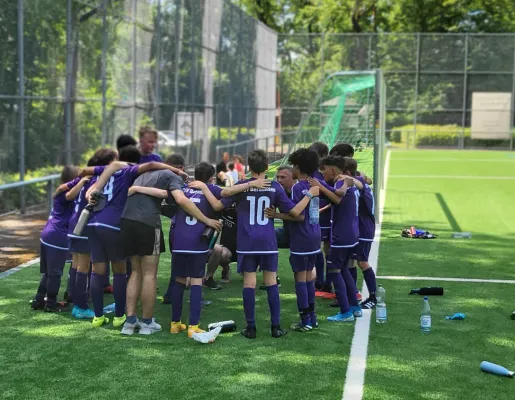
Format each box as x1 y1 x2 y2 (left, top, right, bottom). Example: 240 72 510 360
275 165 295 248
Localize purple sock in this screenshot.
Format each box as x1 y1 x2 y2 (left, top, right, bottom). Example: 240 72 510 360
171 281 185 322
315 252 325 285
328 272 350 313
307 280 317 326
266 284 281 326
242 288 256 327
46 275 61 307
113 274 127 317
295 282 310 326
189 285 202 326
74 271 89 309
341 267 359 307
363 268 377 295
68 267 77 301
90 272 105 317
349 267 358 285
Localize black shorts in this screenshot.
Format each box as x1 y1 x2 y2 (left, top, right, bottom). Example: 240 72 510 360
120 218 165 257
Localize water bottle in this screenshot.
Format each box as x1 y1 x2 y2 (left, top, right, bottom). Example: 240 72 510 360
452 232 472 239
309 195 319 225
72 203 94 236
375 284 387 324
409 287 444 296
420 297 431 333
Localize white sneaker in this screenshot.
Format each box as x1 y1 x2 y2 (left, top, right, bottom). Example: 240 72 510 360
139 319 162 335
121 319 141 335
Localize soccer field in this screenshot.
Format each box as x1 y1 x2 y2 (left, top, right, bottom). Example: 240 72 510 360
1 149 514 399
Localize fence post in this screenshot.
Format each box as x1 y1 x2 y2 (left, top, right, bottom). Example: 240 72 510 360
511 34 515 152
47 180 54 215
17 0 26 215
131 0 137 137
413 32 421 150
65 0 73 165
461 33 469 151
101 0 108 146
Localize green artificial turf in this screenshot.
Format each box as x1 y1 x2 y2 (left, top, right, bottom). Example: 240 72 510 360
364 150 515 400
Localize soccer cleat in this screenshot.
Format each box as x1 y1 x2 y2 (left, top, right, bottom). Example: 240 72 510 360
121 320 141 335
30 299 45 310
356 291 363 302
329 300 339 308
161 295 171 305
63 291 73 305
220 272 231 283
103 303 116 314
92 315 110 327
44 303 70 313
201 300 212 307
72 306 95 319
113 314 127 328
103 285 114 294
271 325 287 338
203 277 222 290
351 306 363 318
315 282 324 291
139 319 162 335
241 325 257 339
187 324 205 338
170 321 187 334
289 322 313 332
360 296 377 310
327 311 355 322
312 321 319 329
324 292 337 299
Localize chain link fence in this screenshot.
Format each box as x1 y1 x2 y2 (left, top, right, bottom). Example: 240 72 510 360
279 33 515 151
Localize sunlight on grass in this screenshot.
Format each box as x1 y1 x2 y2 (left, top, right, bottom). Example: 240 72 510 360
229 372 277 385
487 335 515 350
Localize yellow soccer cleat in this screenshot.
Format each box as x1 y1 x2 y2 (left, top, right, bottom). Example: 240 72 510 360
170 321 187 334
92 315 110 327
188 324 205 338
113 314 127 328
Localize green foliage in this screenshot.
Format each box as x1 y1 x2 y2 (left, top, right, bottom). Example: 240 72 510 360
208 127 256 140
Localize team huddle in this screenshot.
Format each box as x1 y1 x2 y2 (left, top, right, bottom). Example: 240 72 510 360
31 125 378 339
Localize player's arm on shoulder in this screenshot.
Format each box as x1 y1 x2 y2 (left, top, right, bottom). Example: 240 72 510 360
336 174 363 190
334 178 354 197
188 181 225 211
220 179 270 197
289 186 319 218
93 161 129 193
171 189 222 231
65 177 90 201
128 185 167 198
53 184 71 198
265 207 304 221
319 204 332 213
137 162 189 181
307 177 342 205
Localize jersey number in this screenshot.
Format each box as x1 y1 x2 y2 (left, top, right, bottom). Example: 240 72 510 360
75 186 85 213
247 196 270 226
354 190 360 215
186 215 197 226
103 176 114 202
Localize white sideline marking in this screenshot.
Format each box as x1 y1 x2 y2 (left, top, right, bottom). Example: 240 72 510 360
0 258 40 280
392 157 515 163
377 275 515 284
390 175 515 180
342 150 390 400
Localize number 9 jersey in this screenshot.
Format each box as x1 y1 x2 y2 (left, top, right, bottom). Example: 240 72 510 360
232 179 295 255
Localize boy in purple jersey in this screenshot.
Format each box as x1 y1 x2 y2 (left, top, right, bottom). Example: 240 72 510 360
267 148 322 332
67 149 117 319
342 158 378 309
81 155 188 328
138 126 162 163
312 156 362 322
220 149 318 339
30 166 81 312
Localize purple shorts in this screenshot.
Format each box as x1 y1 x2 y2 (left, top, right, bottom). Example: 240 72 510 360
289 253 317 273
40 242 68 276
172 252 209 278
320 227 331 242
237 253 278 273
327 246 355 270
69 237 90 254
88 226 125 264
352 240 373 262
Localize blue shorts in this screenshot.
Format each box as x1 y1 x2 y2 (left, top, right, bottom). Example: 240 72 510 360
320 227 331 242
69 237 90 254
40 242 68 276
289 253 317 273
172 252 209 278
352 240 373 262
327 246 355 270
237 253 278 273
88 226 125 263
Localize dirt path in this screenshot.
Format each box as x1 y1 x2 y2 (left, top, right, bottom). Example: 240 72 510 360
0 210 47 271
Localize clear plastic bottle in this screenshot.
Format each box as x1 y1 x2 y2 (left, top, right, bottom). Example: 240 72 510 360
309 195 319 225
375 284 387 324
420 297 431 333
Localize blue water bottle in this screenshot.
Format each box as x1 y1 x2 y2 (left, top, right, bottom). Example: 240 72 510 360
309 195 319 225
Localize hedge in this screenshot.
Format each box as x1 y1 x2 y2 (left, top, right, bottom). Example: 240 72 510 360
389 124 515 148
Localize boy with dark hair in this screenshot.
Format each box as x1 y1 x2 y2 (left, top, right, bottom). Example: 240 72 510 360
330 143 355 158
119 145 141 164
220 149 319 339
165 154 185 169
268 148 321 332
116 134 138 151
31 165 81 312
313 156 362 322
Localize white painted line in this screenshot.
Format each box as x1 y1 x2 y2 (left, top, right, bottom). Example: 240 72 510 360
342 150 390 400
390 175 515 180
0 257 40 280
377 275 515 284
392 158 515 163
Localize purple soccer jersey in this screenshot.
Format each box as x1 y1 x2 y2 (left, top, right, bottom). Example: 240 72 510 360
356 176 375 241
41 178 80 249
87 165 139 230
330 180 360 248
139 153 162 164
232 179 295 254
172 184 222 253
289 180 321 255
313 170 332 229
68 177 97 239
